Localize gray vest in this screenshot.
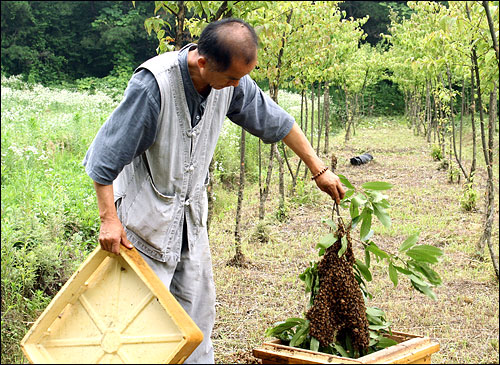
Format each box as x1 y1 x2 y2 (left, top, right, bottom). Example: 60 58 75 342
114 50 234 262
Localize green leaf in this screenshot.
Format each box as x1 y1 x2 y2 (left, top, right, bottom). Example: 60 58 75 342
393 265 413 275
321 218 337 231
399 234 419 252
344 333 354 357
349 196 360 220
366 242 390 259
360 209 372 240
369 324 390 331
154 2 163 14
410 279 437 300
144 19 153 35
290 320 310 347
388 262 398 287
369 338 378 346
369 191 389 204
408 274 428 286
310 336 320 352
338 236 348 257
343 189 355 200
317 233 336 250
410 262 442 286
376 336 398 349
355 259 372 281
266 318 304 337
351 214 362 229
364 249 371 267
406 245 443 263
333 343 350 357
366 312 383 325
338 174 354 189
372 203 391 228
362 181 393 190
363 230 374 241
366 307 385 317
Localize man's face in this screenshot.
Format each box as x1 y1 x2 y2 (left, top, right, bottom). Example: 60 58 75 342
199 54 257 89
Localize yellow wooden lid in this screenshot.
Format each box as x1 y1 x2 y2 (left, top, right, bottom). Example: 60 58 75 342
21 246 203 364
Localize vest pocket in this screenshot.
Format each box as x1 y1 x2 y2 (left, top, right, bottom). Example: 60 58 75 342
123 175 176 250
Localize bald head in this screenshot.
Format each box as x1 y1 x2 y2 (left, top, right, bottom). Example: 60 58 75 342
197 18 258 72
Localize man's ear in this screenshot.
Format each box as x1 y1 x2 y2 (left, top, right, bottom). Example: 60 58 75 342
197 56 208 70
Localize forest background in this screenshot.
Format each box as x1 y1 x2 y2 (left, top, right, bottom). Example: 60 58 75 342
1 1 499 364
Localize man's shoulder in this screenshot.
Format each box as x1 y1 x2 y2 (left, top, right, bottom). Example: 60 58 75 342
137 51 180 74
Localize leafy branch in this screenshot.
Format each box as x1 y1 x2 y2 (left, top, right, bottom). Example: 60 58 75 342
266 177 444 358
336 174 443 300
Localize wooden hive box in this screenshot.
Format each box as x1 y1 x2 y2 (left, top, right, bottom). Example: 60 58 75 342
21 246 203 364
253 331 440 364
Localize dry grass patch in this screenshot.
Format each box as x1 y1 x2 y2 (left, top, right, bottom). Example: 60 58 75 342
209 118 498 364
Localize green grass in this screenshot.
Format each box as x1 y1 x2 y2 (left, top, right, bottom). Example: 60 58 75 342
1 74 498 364
1 75 119 363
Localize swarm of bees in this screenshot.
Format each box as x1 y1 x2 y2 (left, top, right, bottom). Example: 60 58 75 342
306 220 370 352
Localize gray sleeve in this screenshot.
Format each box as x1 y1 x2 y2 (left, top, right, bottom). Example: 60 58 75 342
82 69 161 185
226 75 294 144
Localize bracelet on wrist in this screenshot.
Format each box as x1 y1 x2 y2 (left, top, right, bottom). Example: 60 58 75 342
311 166 328 180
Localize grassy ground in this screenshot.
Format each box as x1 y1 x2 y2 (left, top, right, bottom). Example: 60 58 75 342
2 76 498 364
209 118 499 364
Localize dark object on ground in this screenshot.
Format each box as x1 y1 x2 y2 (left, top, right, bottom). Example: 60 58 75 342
306 220 370 352
350 153 373 166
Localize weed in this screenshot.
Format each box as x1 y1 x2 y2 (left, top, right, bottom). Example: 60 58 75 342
460 179 479 212
275 202 289 223
250 221 273 244
290 177 322 206
431 144 443 161
448 165 460 183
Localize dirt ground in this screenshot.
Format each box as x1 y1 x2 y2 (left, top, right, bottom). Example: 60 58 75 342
208 121 499 364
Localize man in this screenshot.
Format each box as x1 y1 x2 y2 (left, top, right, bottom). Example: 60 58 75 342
83 18 345 364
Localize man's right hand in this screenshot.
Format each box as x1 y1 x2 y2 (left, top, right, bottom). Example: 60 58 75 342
93 181 133 255
99 217 133 255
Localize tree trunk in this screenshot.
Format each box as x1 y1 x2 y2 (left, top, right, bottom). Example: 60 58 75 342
482 0 499 68
471 48 496 266
282 142 295 187
459 80 465 183
345 87 352 142
449 69 470 182
408 91 415 133
352 93 359 136
275 143 286 221
416 92 422 136
323 80 330 155
316 82 322 155
426 78 432 143
300 88 304 130
484 83 499 278
292 89 305 191
228 128 247 267
303 87 309 180
175 1 185 50
258 7 292 221
469 66 478 181
404 91 409 120
311 83 315 149
259 142 275 220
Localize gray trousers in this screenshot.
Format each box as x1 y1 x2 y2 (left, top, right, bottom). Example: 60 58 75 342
136 221 216 364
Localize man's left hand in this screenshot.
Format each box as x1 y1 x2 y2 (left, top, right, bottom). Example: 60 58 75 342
313 170 345 204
